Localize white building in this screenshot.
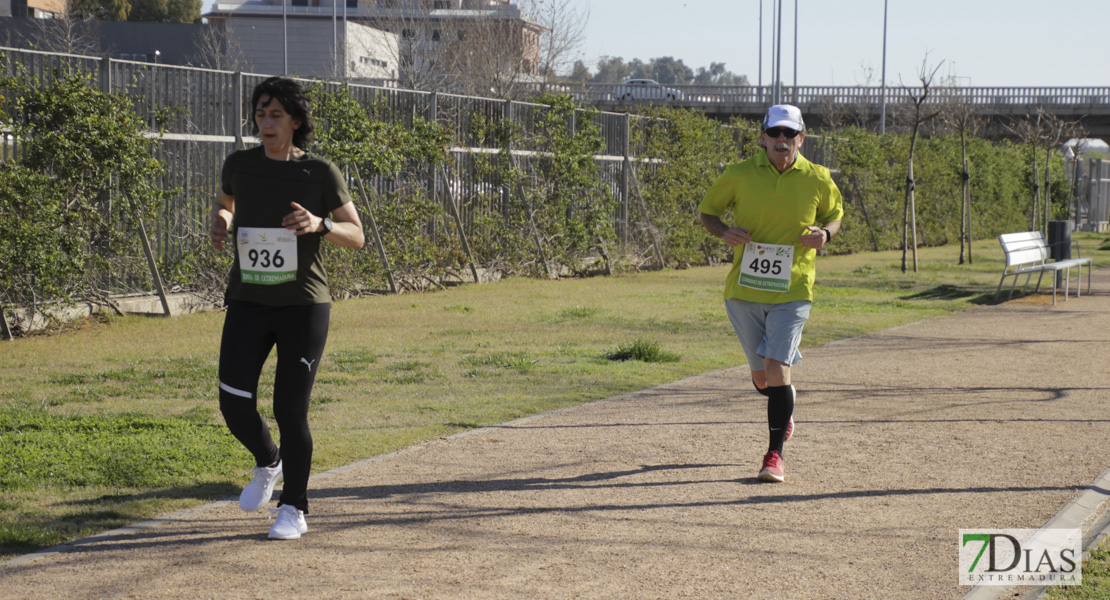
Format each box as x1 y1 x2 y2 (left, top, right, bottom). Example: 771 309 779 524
226 17 397 80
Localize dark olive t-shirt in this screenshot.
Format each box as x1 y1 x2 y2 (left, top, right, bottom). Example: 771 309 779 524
220 146 353 306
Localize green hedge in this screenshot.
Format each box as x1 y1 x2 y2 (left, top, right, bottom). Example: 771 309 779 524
0 76 1074 329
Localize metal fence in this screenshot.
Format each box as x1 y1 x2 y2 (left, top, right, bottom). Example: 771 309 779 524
521 82 1110 108
0 45 839 290
1080 159 1110 232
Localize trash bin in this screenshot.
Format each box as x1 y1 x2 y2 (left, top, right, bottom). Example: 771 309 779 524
1047 220 1073 287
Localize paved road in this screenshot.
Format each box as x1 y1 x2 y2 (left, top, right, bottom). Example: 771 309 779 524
5 270 1110 599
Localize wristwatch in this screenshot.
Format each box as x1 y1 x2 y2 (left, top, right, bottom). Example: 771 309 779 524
321 217 334 235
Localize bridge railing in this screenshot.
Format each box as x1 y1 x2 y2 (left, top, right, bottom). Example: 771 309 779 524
522 83 1110 108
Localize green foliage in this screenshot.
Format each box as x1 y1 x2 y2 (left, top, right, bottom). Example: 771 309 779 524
305 83 459 295
69 0 129 20
605 339 680 363
528 94 614 273
828 127 1049 253
0 407 243 490
633 107 747 266
464 94 615 276
306 82 452 179
0 68 173 312
126 0 202 23
0 67 1081 322
0 167 84 305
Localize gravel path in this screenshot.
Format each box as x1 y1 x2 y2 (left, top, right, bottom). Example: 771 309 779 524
5 270 1110 599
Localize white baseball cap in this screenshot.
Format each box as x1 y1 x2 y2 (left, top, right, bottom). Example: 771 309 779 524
763 104 805 131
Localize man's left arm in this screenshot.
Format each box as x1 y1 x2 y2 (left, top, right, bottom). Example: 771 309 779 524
801 219 840 249
801 168 845 249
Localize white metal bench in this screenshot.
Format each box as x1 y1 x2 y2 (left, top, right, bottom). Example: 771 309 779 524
995 231 1092 305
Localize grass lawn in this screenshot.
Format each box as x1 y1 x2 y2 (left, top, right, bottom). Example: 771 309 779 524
3 234 1110 566
1043 537 1110 599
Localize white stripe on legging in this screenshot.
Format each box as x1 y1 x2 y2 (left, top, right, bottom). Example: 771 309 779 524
219 381 253 399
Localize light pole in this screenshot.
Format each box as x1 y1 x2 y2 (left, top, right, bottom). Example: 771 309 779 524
792 0 797 104
283 0 289 74
758 0 762 95
774 0 783 105
879 0 888 134
333 0 338 78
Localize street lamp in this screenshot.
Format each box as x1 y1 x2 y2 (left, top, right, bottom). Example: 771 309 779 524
283 0 289 75
774 0 782 105
879 0 888 134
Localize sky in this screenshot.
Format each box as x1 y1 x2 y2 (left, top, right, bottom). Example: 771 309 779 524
572 0 1110 87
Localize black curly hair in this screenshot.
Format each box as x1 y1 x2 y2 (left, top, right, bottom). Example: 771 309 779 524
250 76 314 149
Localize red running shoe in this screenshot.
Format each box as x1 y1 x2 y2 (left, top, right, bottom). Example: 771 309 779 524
758 450 785 482
784 416 794 442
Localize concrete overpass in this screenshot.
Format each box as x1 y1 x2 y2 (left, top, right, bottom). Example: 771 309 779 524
527 83 1110 144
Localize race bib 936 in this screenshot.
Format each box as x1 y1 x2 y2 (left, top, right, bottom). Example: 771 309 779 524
237 227 298 285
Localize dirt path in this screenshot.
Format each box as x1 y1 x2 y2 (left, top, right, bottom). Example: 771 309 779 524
5 271 1110 599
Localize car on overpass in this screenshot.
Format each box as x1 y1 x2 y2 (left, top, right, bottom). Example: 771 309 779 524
613 79 685 102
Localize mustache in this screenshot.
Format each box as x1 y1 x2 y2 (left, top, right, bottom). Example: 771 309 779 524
774 144 790 151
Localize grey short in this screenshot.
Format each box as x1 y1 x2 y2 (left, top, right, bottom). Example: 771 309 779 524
724 298 812 369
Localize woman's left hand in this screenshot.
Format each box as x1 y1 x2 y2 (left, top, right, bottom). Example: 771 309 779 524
282 202 322 236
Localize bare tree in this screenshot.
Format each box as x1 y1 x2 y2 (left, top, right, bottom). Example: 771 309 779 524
187 24 252 72
1062 122 1089 228
517 0 588 90
451 16 536 98
23 2 101 55
939 80 982 264
897 57 945 273
357 1 576 99
1005 114 1043 231
1039 112 1078 232
359 1 463 92
1005 109 1075 233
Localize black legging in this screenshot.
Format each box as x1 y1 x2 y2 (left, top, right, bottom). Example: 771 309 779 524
217 299 330 514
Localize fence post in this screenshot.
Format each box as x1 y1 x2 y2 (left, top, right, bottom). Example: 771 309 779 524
428 91 438 207
1 308 12 340
501 98 512 218
233 72 244 150
620 113 630 246
99 55 111 94
137 219 172 316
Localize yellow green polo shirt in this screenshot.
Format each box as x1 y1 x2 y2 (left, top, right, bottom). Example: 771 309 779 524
699 150 844 304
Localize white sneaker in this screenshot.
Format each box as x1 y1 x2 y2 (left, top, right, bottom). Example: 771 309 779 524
268 505 308 540
239 460 282 512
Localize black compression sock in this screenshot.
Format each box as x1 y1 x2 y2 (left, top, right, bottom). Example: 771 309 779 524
752 376 770 397
765 384 795 454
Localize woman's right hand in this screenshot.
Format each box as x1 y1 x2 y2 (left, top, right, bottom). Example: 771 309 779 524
210 210 232 251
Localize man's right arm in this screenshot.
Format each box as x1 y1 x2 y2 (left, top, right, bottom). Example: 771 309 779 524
700 212 750 248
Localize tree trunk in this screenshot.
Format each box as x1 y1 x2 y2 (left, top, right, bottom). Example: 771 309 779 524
902 122 920 273
1030 140 1039 231
851 182 880 252
964 155 972 264
1044 146 1052 228
1 307 12 341
628 162 665 269
959 127 969 265
439 164 480 284
351 164 397 295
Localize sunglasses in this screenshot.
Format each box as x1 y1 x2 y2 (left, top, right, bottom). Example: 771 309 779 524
764 127 801 139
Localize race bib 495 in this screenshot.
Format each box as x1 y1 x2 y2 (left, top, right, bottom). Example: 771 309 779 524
739 242 793 292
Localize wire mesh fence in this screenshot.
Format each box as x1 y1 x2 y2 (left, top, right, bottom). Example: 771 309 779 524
0 45 839 313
